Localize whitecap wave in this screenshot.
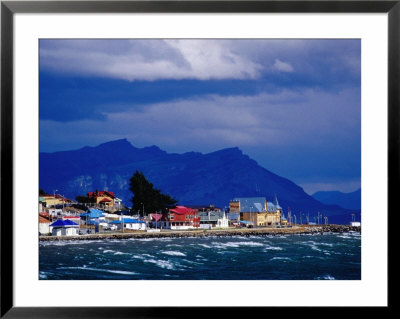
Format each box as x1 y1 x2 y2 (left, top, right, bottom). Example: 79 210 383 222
197 244 212 248
39 271 48 279
56 266 139 275
270 257 293 261
39 239 104 246
114 251 129 255
161 251 186 257
315 274 335 280
131 254 180 270
142 258 176 270
264 246 283 251
211 241 264 249
182 259 203 265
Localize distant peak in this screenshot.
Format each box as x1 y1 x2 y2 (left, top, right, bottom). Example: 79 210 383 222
98 138 132 147
212 147 242 155
227 146 241 152
144 145 161 151
142 144 167 155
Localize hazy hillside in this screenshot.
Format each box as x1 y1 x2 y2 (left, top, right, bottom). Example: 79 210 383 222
312 189 361 210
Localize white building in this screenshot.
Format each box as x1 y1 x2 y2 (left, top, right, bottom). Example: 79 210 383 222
39 216 51 235
198 210 229 229
109 218 147 231
50 219 79 236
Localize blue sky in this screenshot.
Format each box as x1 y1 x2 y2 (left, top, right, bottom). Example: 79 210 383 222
39 39 361 194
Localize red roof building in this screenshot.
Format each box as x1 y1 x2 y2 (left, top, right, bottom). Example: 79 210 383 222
87 191 115 207
167 206 200 229
87 191 115 198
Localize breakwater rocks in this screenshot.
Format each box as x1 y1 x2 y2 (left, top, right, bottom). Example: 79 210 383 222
39 225 360 242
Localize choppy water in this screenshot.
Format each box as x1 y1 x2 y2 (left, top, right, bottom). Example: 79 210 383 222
39 233 361 280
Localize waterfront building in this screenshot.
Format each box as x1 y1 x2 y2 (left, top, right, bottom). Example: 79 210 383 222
47 208 63 220
114 197 123 209
39 197 45 212
62 215 81 223
39 215 51 235
50 219 79 236
198 210 229 229
164 206 200 230
87 190 116 208
109 218 147 231
229 195 282 227
227 212 240 226
41 194 74 208
80 208 106 226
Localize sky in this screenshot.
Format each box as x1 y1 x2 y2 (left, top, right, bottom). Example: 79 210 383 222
39 39 361 195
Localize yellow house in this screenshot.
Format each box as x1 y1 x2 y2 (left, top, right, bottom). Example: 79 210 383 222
41 194 71 207
87 190 115 207
229 196 282 227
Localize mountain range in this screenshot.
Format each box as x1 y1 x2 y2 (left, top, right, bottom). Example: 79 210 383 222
312 189 361 210
39 139 359 223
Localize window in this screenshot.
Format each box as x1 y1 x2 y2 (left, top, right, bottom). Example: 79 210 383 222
169 214 174 220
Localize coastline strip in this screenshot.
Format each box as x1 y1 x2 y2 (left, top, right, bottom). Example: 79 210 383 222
39 225 361 241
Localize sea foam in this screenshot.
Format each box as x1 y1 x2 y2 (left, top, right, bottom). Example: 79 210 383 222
161 250 186 257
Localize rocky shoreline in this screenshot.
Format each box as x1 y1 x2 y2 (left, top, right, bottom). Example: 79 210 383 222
39 225 361 241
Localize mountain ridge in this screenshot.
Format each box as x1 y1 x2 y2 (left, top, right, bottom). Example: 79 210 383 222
312 189 361 210
39 139 356 223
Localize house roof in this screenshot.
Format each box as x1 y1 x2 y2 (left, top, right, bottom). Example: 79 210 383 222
232 197 282 213
88 191 115 198
266 202 280 212
150 213 162 221
232 197 266 213
169 206 196 215
80 209 105 218
42 194 70 200
39 216 50 224
50 219 79 227
273 194 282 209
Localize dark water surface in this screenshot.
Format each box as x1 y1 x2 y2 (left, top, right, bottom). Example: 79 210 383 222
39 233 361 280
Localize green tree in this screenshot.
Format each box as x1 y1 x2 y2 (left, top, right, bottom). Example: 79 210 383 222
39 188 47 196
129 171 177 215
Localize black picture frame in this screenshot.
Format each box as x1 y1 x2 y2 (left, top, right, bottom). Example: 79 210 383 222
1 0 395 317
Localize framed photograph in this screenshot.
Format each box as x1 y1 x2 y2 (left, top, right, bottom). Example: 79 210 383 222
1 0 395 316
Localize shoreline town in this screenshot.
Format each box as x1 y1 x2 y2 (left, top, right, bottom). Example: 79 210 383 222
39 190 361 241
